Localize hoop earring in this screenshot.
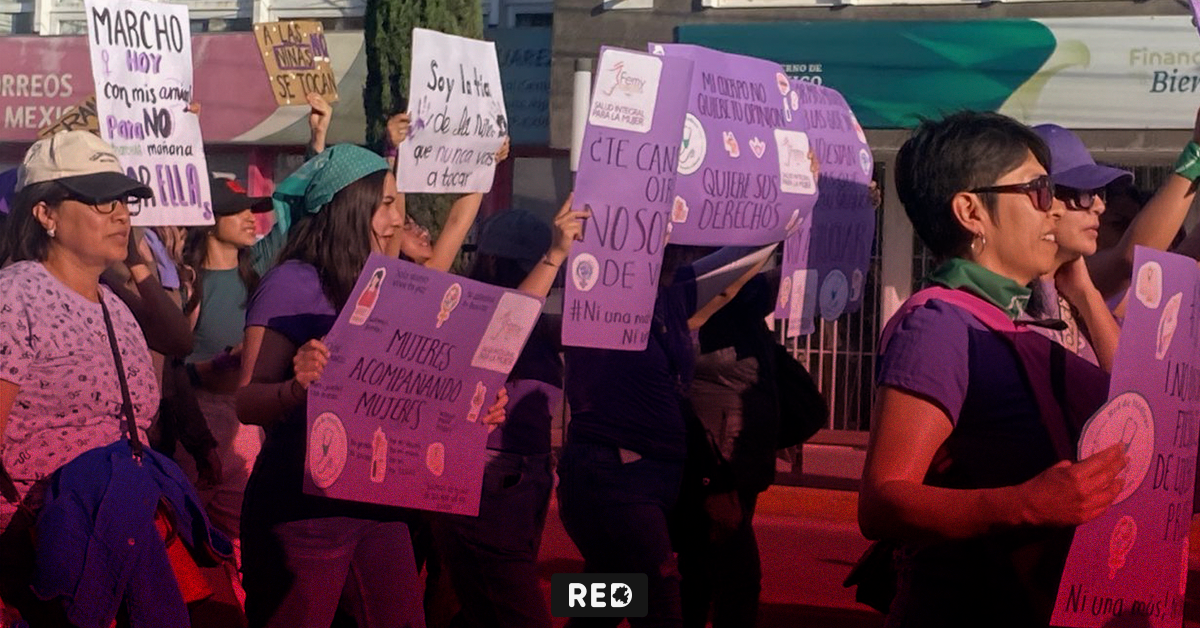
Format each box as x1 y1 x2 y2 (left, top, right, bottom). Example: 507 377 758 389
970 232 986 255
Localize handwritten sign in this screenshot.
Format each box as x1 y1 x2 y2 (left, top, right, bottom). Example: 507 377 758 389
647 43 818 247
252 21 338 107
37 94 99 138
776 81 874 331
398 28 506 193
562 47 693 351
1052 248 1200 628
305 254 542 515
84 0 212 226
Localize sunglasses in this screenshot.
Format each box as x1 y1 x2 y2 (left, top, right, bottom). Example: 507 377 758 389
970 175 1055 212
1055 186 1105 211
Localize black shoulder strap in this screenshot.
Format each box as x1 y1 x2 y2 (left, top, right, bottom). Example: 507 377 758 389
0 292 144 507
100 294 144 460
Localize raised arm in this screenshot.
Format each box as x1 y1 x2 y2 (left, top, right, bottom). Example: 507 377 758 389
690 245 776 322
307 93 332 157
1055 256 1120 372
420 138 511 272
1087 108 1200 299
102 227 194 357
860 386 1126 542
518 194 588 298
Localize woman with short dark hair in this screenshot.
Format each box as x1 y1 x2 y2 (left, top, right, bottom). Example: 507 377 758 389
861 111 1127 627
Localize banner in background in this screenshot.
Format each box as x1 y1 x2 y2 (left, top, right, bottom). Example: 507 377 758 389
677 16 1200 130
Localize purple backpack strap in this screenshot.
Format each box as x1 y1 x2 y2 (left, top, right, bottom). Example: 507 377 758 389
879 286 1019 353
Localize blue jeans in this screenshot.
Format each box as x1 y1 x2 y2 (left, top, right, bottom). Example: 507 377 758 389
241 517 424 628
556 442 685 628
434 450 554 628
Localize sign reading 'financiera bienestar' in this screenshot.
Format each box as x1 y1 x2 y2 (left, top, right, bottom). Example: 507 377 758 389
84 0 212 226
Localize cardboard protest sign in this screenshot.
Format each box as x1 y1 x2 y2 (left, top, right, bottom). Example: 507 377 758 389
562 47 694 350
37 94 100 138
305 254 543 515
398 28 506 193
252 21 338 107
1051 248 1200 628
84 0 212 226
646 43 818 247
776 81 875 332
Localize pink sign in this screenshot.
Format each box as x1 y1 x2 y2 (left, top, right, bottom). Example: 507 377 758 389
306 254 543 515
1051 247 1200 627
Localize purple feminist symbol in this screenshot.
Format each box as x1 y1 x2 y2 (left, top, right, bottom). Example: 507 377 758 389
100 50 111 77
575 259 594 286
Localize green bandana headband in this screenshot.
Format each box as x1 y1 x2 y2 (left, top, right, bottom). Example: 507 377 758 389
925 258 1032 320
271 144 389 234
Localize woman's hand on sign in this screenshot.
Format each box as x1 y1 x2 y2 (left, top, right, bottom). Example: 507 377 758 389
496 137 511 163
482 387 509 433
387 113 411 149
293 338 330 389
186 102 201 114
549 194 589 263
1016 443 1126 527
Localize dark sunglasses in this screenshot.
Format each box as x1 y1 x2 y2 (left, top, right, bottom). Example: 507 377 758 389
1054 186 1105 211
970 175 1055 212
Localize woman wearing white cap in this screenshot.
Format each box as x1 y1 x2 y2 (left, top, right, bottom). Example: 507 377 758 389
0 130 229 626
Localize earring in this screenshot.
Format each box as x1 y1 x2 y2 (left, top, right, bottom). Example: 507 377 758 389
970 232 985 255
46 227 56 238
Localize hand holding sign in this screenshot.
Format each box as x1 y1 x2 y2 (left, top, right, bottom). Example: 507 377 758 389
1019 443 1127 527
294 338 330 389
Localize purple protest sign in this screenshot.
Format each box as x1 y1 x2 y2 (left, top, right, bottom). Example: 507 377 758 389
562 47 693 351
776 81 875 332
647 43 817 247
305 253 543 515
1051 247 1200 628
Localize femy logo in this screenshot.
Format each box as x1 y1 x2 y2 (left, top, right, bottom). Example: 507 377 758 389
601 61 647 97
551 573 649 618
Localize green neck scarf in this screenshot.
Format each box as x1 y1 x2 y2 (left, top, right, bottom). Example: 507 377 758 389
926 258 1031 320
